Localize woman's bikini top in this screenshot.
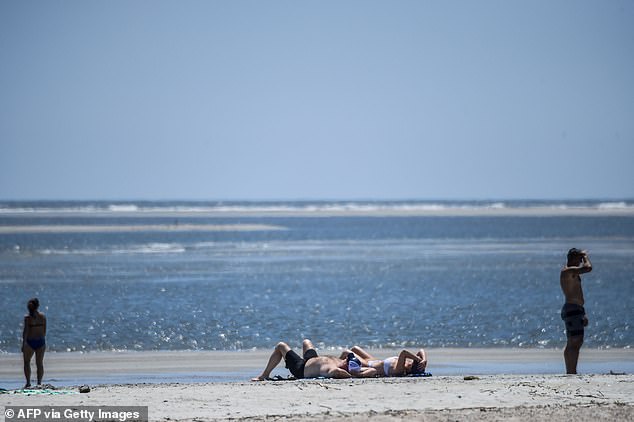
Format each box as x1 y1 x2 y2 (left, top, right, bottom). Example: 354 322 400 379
27 315 45 328
368 356 398 375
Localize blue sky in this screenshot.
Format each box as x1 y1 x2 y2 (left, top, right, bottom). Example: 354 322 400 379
1 1 632 200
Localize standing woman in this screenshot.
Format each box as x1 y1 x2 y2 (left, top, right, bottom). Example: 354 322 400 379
22 298 46 388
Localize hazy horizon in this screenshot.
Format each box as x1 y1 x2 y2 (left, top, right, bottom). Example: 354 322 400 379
2 1 633 201
1 195 633 203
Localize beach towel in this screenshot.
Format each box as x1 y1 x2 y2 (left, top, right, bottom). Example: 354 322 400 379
0 388 77 395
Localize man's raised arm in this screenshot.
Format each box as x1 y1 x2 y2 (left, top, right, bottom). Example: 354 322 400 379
563 250 592 273
580 251 592 273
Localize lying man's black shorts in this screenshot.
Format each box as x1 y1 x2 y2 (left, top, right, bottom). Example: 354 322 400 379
284 348 318 378
561 303 586 338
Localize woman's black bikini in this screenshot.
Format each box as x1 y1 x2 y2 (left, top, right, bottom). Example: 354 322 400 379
26 318 46 350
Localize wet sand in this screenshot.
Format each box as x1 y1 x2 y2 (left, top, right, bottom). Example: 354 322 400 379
1 349 632 421
1 348 633 385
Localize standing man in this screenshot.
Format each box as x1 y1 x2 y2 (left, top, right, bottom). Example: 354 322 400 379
560 248 592 374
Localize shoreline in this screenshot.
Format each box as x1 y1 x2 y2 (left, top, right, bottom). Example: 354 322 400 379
1 348 632 389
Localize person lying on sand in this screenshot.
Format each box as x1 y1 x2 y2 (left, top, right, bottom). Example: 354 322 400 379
341 346 427 377
251 339 353 381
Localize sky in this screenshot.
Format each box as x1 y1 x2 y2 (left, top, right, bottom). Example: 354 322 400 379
1 1 633 201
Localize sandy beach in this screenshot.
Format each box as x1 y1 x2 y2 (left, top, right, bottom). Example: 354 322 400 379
1 349 632 421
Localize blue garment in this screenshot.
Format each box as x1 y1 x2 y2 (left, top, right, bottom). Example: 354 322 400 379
26 337 45 350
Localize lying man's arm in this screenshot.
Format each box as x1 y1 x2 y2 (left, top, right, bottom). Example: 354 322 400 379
353 367 377 378
327 368 352 379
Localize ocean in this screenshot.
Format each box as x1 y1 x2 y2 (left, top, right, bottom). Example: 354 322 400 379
1 200 633 353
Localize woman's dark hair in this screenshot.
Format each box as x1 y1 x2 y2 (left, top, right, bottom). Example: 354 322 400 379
408 359 424 375
28 298 40 315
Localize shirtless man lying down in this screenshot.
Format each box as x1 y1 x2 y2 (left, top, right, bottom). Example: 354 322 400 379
251 339 352 381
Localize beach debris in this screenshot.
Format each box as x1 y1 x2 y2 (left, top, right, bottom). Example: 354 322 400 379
575 391 605 399
32 383 57 390
79 385 91 393
609 370 626 376
315 382 341 391
464 376 480 381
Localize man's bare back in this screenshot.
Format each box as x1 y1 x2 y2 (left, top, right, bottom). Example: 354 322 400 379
560 267 585 306
303 355 349 378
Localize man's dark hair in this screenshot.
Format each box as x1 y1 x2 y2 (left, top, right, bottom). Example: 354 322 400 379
567 248 583 260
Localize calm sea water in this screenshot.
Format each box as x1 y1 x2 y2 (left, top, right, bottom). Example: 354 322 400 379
1 200 633 353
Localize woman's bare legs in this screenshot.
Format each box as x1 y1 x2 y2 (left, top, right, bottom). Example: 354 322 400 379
351 346 375 360
22 345 34 388
35 346 45 385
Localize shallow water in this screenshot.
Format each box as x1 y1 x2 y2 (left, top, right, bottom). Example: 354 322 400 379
1 200 633 353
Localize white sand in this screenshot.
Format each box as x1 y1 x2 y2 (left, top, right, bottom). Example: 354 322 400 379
1 374 632 421
1 349 632 421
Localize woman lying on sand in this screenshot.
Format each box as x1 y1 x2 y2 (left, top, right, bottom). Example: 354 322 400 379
341 346 427 377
